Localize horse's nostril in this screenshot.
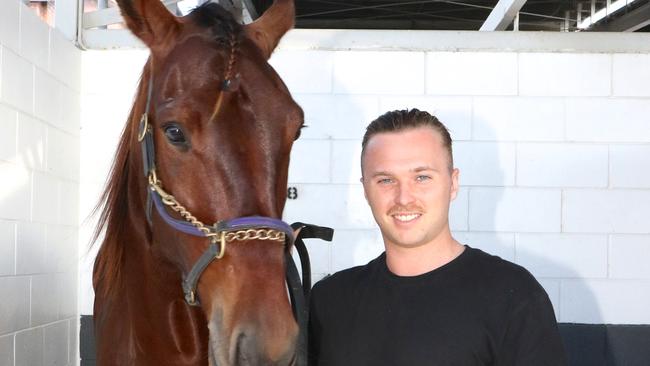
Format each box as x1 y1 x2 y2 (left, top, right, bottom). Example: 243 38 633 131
234 330 257 366
231 329 297 366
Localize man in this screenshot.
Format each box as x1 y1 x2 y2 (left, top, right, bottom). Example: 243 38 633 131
308 109 567 366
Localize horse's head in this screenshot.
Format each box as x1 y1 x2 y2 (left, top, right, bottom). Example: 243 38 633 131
117 0 302 364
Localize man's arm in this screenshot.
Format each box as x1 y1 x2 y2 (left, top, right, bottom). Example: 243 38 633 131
497 290 568 366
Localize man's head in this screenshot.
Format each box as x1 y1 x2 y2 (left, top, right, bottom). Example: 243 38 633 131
360 109 459 251
361 109 453 173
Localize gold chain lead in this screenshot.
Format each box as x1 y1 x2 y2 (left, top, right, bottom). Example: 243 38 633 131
148 171 286 244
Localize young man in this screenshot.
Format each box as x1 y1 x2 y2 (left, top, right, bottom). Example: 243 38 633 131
308 109 567 366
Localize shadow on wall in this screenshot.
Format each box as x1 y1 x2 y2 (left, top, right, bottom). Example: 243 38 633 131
467 116 605 365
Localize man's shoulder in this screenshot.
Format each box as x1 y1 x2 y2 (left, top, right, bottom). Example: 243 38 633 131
311 253 384 296
464 246 545 296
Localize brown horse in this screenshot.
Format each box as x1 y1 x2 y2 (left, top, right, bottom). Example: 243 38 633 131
92 1 305 365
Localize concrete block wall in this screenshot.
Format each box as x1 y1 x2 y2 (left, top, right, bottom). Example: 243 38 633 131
271 39 650 325
0 0 81 365
77 31 650 327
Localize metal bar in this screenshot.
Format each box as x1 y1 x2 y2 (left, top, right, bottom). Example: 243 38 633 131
298 0 444 18
591 0 596 17
514 12 520 31
564 10 570 31
55 0 78 40
307 0 568 22
83 0 181 29
241 0 258 20
577 2 583 24
479 0 528 31
591 1 650 31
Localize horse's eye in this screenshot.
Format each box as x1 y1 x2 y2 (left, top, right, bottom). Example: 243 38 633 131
163 123 187 145
295 124 306 141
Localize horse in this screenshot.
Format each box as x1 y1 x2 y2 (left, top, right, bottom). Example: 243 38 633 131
92 0 307 364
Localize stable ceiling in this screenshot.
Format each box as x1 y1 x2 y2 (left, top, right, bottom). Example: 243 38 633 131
251 0 650 32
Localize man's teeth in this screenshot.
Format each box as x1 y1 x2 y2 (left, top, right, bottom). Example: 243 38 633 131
393 214 420 222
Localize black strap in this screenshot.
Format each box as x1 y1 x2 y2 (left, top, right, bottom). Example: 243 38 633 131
286 251 307 366
291 222 334 297
140 72 156 222
182 241 222 306
287 223 333 366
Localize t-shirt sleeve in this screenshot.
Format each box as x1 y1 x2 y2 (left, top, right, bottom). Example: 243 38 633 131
497 290 568 366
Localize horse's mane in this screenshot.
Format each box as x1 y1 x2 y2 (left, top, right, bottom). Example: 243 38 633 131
91 3 243 299
91 71 143 299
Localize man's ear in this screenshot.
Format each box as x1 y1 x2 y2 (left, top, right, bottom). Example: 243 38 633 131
244 0 295 59
361 177 369 201
450 168 460 201
115 0 180 49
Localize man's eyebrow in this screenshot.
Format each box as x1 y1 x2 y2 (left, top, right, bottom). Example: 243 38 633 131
412 166 439 173
370 171 392 178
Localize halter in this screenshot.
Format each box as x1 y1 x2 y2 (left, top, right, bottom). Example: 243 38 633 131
138 64 300 306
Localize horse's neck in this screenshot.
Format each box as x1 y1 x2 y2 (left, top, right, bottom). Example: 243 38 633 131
95 167 208 365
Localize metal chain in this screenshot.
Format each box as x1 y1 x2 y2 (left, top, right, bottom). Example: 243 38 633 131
148 170 285 243
225 229 285 242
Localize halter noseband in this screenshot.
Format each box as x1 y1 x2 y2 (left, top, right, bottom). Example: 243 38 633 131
138 61 294 306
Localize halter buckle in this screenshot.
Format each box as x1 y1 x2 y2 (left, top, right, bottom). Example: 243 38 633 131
187 290 197 306
137 113 149 142
216 231 226 259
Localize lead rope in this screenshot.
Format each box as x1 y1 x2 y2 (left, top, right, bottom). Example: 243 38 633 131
288 223 334 366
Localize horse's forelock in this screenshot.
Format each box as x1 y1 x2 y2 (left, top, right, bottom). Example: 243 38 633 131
190 2 243 43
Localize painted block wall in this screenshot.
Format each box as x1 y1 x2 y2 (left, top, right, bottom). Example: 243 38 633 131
0 0 82 365
78 31 650 326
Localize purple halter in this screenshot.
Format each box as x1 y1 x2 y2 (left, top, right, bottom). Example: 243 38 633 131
138 70 294 306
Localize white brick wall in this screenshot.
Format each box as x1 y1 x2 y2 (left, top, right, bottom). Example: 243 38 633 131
473 97 564 141
609 235 650 279
566 98 650 142
334 51 424 95
519 53 611 96
0 1 80 364
75 31 650 329
426 52 518 96
613 54 650 97
610 145 650 188
469 188 561 232
563 189 650 233
516 143 608 187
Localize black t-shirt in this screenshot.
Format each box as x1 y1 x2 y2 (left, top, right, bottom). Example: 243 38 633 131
309 246 567 366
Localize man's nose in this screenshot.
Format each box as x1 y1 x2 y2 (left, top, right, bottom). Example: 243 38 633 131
395 182 415 205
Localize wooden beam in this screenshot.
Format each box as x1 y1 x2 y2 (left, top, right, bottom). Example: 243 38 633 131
479 0 528 31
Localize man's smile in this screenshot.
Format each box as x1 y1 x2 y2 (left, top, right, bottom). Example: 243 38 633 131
391 213 422 222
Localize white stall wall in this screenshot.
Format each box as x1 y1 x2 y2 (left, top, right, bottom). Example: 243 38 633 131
79 30 650 325
0 0 82 365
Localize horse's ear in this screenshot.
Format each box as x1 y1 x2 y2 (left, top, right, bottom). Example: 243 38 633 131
116 0 180 48
244 0 295 59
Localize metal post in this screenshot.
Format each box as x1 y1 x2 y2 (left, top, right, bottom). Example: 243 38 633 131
513 12 520 30
591 0 596 17
564 10 571 31
577 2 583 24
98 0 108 29
54 0 79 41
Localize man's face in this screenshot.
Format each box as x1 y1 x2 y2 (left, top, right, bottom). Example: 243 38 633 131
361 127 459 250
